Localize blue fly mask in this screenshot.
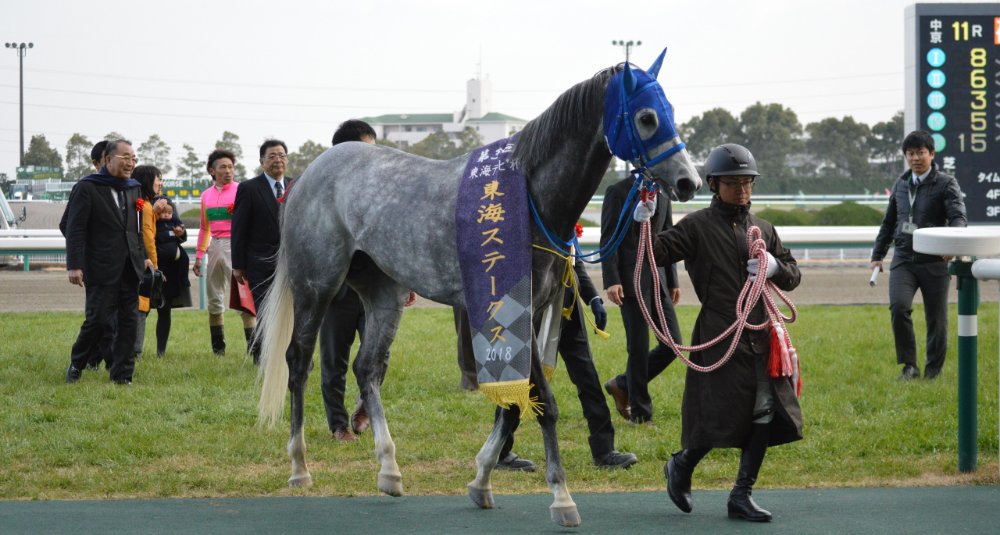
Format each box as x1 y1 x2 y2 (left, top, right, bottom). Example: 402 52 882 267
603 48 684 177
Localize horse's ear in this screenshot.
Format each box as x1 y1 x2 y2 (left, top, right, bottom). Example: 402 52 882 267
623 62 637 94
647 47 667 79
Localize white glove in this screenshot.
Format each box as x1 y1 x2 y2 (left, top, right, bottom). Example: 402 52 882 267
747 251 779 280
632 196 657 222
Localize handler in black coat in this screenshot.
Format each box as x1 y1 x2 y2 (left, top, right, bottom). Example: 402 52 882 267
65 140 151 385
232 139 291 364
653 144 802 523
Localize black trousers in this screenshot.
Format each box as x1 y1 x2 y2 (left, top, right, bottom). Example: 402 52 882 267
85 324 115 368
499 309 616 459
319 288 365 432
613 292 682 422
889 261 950 374
247 268 275 361
70 264 139 382
453 307 478 389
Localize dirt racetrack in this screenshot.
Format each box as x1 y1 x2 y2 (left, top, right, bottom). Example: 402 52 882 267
2 265 996 313
4 201 997 312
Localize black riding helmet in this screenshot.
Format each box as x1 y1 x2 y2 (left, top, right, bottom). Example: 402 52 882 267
704 143 759 191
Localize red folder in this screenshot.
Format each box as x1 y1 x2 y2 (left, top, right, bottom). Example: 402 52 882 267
229 275 257 316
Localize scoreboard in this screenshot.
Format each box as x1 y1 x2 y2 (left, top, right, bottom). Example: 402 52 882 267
906 3 1000 224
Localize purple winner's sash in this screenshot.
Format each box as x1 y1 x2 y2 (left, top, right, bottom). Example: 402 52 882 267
456 135 540 415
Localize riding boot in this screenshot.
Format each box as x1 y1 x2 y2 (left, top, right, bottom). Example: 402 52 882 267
664 447 710 513
210 325 226 356
727 424 772 522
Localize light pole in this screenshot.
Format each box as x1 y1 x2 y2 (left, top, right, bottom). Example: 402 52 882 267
611 39 641 64
5 42 33 167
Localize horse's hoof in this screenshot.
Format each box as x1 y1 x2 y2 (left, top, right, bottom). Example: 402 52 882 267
288 474 313 488
550 505 581 527
377 472 404 497
467 484 495 509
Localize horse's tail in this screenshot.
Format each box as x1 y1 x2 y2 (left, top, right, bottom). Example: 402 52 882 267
256 254 293 429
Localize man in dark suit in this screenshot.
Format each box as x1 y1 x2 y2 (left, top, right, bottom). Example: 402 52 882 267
60 140 114 372
65 139 151 385
232 139 290 364
600 176 683 424
320 120 418 441
494 260 640 470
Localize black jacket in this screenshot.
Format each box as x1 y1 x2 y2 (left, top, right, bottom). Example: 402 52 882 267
652 197 802 449
232 174 290 279
600 177 677 300
64 180 147 286
872 165 967 268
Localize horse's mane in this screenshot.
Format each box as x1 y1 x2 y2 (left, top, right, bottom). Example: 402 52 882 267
512 66 620 176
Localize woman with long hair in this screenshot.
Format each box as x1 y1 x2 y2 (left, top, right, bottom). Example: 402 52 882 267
132 165 160 358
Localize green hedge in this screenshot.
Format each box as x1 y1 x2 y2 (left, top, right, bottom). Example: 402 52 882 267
755 201 885 226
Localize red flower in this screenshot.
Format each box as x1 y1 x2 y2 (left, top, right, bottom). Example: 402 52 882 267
136 198 145 212
574 222 584 238
226 204 234 215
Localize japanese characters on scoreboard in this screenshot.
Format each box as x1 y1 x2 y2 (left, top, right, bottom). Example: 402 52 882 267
915 4 1000 223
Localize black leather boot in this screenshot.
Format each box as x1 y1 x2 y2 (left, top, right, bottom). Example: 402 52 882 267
244 327 255 355
246 327 261 365
727 424 772 522
664 447 710 513
210 325 226 356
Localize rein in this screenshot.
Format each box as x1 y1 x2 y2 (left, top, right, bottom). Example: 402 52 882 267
528 173 657 264
633 221 800 388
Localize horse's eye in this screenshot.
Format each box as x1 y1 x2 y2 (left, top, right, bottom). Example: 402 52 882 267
639 113 657 127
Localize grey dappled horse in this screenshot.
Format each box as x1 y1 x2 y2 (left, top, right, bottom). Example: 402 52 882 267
257 56 701 527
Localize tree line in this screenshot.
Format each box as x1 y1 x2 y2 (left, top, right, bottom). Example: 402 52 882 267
17 126 486 186
680 105 904 194
16 104 904 195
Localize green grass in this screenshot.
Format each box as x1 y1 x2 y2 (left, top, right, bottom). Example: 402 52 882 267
0 304 997 500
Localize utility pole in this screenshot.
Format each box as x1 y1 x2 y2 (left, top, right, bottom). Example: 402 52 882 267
611 39 641 64
5 42 34 167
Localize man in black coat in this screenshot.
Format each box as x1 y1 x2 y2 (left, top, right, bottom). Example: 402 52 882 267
65 139 151 385
600 176 683 424
60 140 114 372
655 144 802 523
495 260 639 470
232 139 290 364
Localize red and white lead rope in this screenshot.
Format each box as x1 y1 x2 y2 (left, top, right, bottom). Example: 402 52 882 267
633 221 802 395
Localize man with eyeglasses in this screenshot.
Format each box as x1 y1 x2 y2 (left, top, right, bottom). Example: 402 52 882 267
652 143 801 523
64 139 152 385
60 140 114 373
232 139 291 365
871 130 966 381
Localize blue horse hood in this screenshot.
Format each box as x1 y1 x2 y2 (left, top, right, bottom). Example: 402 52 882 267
602 63 679 164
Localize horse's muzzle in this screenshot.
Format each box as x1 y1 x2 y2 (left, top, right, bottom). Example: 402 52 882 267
673 177 701 203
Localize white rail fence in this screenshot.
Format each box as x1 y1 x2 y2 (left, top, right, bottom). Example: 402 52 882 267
2 227 881 271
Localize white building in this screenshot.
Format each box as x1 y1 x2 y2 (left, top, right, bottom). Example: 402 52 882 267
364 76 527 149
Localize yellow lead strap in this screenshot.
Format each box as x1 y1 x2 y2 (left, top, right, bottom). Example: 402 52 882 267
532 244 610 340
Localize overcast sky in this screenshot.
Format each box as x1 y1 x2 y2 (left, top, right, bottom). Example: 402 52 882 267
0 0 986 178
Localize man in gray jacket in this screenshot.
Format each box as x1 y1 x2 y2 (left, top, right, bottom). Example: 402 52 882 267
871 130 967 381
